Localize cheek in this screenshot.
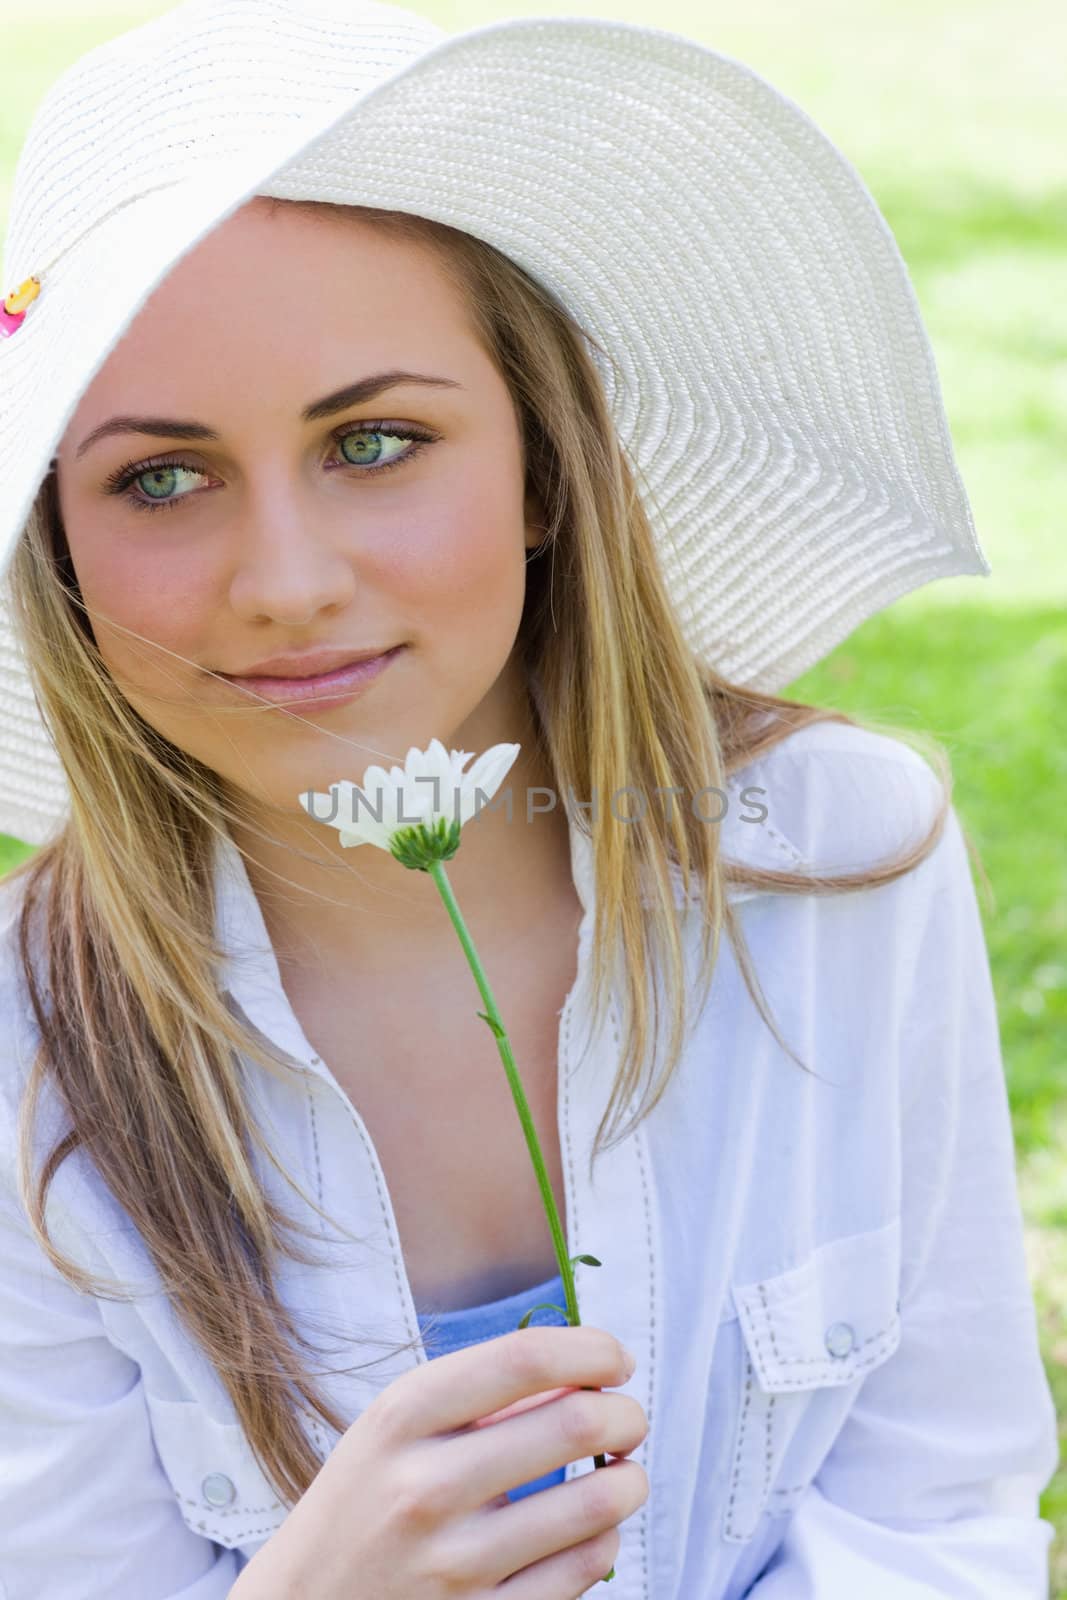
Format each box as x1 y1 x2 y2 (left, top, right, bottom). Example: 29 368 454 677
381 469 528 625
71 535 214 687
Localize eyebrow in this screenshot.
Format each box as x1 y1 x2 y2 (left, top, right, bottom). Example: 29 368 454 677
73 371 464 461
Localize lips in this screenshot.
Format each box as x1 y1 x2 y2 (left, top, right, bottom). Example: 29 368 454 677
218 644 405 706
223 645 399 680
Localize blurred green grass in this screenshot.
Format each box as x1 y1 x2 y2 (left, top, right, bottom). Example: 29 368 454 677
3 0 1065 1581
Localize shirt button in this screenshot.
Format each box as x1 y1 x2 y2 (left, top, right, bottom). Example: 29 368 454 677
824 1321 855 1358
201 1472 236 1507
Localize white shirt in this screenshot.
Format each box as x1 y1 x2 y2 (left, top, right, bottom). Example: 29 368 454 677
0 721 1058 1599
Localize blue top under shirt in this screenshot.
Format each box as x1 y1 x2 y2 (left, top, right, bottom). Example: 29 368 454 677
417 1270 569 1502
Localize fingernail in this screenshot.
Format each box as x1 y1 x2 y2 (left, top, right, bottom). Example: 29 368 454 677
622 1347 637 1377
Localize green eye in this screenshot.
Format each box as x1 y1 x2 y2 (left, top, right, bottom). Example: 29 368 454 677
104 422 439 516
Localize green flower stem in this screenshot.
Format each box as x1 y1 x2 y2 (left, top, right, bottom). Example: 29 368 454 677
427 858 616 1583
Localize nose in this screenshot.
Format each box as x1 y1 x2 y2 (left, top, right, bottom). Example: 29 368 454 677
227 485 358 624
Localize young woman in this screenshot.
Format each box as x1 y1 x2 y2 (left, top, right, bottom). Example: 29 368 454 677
0 2 1057 1597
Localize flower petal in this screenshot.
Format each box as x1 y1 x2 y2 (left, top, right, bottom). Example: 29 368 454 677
459 742 521 825
425 737 453 775
300 740 523 851
336 824 378 849
402 745 430 781
466 742 520 801
298 788 341 827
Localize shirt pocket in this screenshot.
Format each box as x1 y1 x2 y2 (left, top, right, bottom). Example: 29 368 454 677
722 1214 902 1544
142 1390 289 1550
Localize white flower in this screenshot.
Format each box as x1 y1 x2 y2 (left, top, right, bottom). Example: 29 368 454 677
299 737 520 866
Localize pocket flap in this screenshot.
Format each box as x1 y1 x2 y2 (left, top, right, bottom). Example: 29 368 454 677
731 1216 902 1392
143 1391 288 1550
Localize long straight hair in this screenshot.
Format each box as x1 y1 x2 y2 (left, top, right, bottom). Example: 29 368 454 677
2 198 966 1508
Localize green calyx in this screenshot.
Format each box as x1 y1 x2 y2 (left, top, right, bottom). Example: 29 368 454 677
389 816 463 870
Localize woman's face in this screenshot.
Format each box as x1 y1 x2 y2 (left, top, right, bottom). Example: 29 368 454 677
53 198 544 817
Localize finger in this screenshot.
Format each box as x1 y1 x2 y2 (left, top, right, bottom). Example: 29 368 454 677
471 1385 576 1430
384 1326 631 1444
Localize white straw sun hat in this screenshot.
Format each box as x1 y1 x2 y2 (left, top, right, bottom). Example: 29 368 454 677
0 0 988 849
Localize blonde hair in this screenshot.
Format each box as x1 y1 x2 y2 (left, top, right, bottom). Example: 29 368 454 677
2 198 970 1510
